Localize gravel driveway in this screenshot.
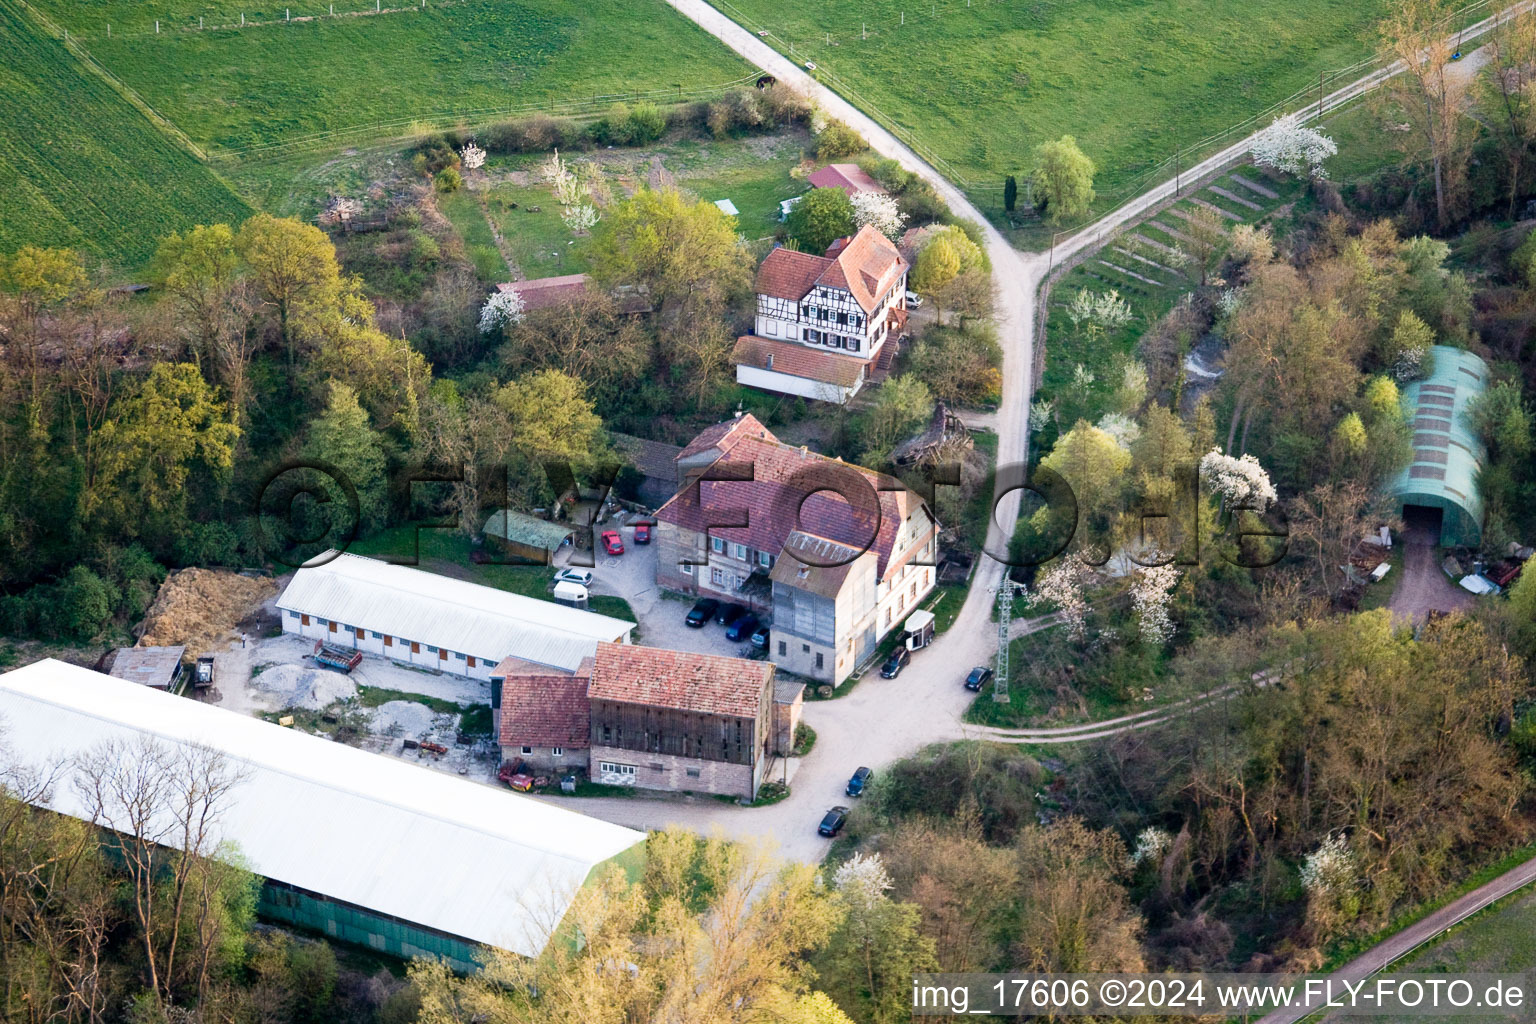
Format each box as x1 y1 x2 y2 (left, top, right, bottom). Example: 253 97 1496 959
1388 512 1474 625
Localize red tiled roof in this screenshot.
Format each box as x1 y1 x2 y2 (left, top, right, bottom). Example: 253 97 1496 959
808 163 885 194
495 273 590 310
587 642 772 718
497 658 592 749
677 413 776 461
733 336 867 389
754 226 907 315
656 430 931 580
756 248 829 302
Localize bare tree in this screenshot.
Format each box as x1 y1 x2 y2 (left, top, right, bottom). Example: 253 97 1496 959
1381 0 1474 228
73 737 245 1010
1478 9 1536 218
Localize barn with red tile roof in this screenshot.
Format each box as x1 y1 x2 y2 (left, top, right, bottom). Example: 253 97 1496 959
587 643 776 800
491 656 591 772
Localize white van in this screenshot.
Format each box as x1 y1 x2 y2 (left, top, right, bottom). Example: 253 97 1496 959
552 581 589 607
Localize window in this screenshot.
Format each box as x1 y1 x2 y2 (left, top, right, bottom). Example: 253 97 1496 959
599 762 637 776
681 562 694 575
757 551 773 569
287 610 298 619
552 747 563 757
802 643 810 653
711 536 725 554
884 608 892 627
732 543 747 560
455 652 466 661
317 618 328 626
848 337 859 353
686 768 701 778
521 746 533 755
909 582 917 600
778 640 786 656
815 652 824 670
427 645 438 653
370 630 382 638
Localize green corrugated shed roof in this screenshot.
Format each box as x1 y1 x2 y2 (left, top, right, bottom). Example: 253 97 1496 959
1388 345 1488 548
483 509 575 550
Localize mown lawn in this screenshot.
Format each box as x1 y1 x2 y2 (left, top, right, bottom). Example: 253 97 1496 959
0 0 249 270
32 0 753 153
436 189 509 282
719 0 1391 207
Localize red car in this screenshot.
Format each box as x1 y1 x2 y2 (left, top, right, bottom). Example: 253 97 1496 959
601 530 625 556
634 522 652 544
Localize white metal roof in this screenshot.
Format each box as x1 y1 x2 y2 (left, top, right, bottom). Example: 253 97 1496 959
0 659 644 958
276 552 633 672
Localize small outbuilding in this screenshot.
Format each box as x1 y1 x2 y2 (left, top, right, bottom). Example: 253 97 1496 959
107 645 186 691
1388 345 1489 549
482 509 575 565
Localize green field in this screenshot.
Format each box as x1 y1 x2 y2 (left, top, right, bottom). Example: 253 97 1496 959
30 0 753 153
0 0 249 268
1381 886 1536 1023
719 0 1390 203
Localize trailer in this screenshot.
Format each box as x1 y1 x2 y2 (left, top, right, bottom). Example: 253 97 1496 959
312 640 363 673
900 610 935 652
193 654 216 689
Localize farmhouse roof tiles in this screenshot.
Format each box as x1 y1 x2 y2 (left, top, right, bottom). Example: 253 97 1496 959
587 642 772 719
732 336 867 389
496 657 591 749
807 163 885 194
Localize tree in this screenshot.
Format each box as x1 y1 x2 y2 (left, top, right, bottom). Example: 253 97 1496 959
911 234 962 293
491 369 603 462
1176 204 1228 286
1382 308 1435 381
1467 379 1532 462
786 186 857 255
480 290 526 336
302 381 389 535
1004 174 1018 212
850 190 906 240
819 853 937 1024
1 245 86 436
1381 0 1473 228
859 374 933 466
91 363 239 538
1031 135 1096 223
1012 818 1145 973
1478 9 1536 218
152 225 241 368
1130 563 1181 646
816 120 866 160
586 188 751 318
1250 118 1338 178
235 214 343 369
1035 420 1132 554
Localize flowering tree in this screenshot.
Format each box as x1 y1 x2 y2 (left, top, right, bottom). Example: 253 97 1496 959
833 852 894 912
1026 560 1089 642
1130 563 1180 647
542 149 582 207
1096 412 1140 450
1300 833 1360 937
1199 448 1278 512
1066 289 1133 337
460 142 486 171
1130 826 1173 867
850 190 906 240
1251 117 1338 179
477 289 525 336
562 203 598 234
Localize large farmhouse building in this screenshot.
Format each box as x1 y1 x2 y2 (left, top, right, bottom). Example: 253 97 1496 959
656 414 939 685
276 552 634 678
491 643 782 800
733 224 910 403
0 660 645 969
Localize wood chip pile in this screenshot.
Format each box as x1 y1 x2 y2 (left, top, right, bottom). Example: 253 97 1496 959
136 568 280 656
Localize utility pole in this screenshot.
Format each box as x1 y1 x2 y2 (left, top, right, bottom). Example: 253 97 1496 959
1318 70 1324 121
994 578 1026 703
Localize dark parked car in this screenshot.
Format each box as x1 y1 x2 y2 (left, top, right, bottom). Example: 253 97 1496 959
963 666 994 691
818 806 850 837
749 624 770 649
714 602 748 627
879 647 911 679
686 598 720 628
633 522 651 544
846 766 872 797
725 613 759 642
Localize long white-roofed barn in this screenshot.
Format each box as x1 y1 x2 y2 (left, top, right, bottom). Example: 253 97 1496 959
275 551 634 679
0 659 646 969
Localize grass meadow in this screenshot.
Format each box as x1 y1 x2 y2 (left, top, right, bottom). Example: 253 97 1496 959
29 0 753 153
0 0 249 270
718 0 1391 202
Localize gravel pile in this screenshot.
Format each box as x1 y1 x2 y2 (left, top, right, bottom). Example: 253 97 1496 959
251 663 358 710
369 700 450 737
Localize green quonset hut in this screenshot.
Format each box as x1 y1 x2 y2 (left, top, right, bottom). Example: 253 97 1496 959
1388 345 1488 549
0 660 646 971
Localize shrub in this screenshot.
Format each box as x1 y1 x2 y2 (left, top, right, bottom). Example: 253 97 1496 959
434 166 463 193
592 102 638 146
816 119 865 160
411 135 461 177
627 102 668 144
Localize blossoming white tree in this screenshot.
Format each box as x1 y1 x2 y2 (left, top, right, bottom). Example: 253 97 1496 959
1066 289 1134 336
562 203 598 234
1131 826 1173 867
477 289 525 336
460 142 486 171
1026 560 1089 642
1096 412 1140 450
542 149 582 207
1199 448 1278 512
1251 117 1338 179
832 852 894 912
850 190 907 240
1130 563 1180 647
